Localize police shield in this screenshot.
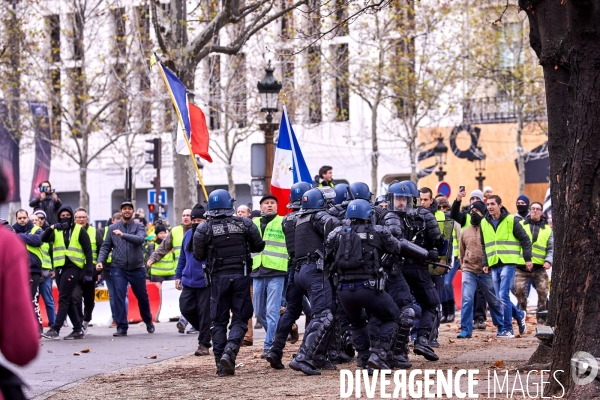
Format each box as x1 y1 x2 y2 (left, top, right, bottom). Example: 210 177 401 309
429 218 454 276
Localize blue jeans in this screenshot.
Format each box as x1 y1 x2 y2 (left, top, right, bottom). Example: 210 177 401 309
252 276 285 349
111 267 153 332
103 271 128 322
40 277 56 326
443 259 460 302
491 265 523 333
460 271 504 336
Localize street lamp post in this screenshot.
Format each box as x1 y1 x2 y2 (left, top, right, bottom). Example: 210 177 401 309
474 145 486 190
257 61 282 193
433 134 448 182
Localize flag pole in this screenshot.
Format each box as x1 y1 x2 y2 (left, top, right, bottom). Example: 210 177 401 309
153 56 209 201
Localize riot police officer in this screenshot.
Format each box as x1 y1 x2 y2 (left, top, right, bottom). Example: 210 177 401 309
385 181 442 362
327 183 349 219
266 182 312 364
327 199 435 371
193 189 265 376
269 188 340 375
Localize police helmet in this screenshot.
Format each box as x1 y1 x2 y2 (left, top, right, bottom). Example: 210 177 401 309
207 189 235 210
290 182 313 202
387 182 414 214
375 195 388 206
301 188 327 210
346 199 373 220
333 183 349 205
348 182 373 202
399 180 419 197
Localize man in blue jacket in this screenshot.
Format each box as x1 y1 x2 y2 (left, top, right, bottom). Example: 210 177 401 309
13 209 44 331
175 204 211 356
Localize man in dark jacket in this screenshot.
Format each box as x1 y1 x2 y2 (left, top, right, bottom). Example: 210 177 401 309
29 180 62 225
41 205 94 340
175 204 211 356
13 209 44 330
96 201 154 337
481 195 532 339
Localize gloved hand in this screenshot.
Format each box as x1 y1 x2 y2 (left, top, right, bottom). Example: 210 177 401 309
53 223 67 230
84 275 93 282
428 248 439 261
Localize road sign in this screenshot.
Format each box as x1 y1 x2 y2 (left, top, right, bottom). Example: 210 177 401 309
148 189 167 205
436 181 451 198
251 179 265 197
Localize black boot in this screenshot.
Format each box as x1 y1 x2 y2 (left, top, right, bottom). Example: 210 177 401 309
215 355 228 376
266 348 285 370
413 336 439 361
446 299 455 322
367 341 392 370
219 346 238 376
342 330 356 358
440 301 448 323
356 352 374 375
289 353 321 375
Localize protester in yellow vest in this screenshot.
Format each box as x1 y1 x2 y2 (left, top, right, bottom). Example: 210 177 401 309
251 194 288 359
514 202 553 324
480 195 532 339
147 208 193 333
148 224 175 281
13 209 44 330
74 207 103 333
41 205 94 340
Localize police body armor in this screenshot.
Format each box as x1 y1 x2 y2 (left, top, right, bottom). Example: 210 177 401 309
294 212 327 263
429 217 454 276
283 210 299 270
335 223 381 284
208 216 250 275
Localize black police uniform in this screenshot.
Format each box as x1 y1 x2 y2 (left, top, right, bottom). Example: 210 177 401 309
400 207 442 361
327 220 411 370
193 211 265 375
284 208 340 375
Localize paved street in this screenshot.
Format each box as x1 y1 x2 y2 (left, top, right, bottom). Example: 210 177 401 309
11 319 271 399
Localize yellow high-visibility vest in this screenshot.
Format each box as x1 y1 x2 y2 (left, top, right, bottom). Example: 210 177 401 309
481 215 521 266
103 226 113 263
86 226 97 264
151 248 176 276
518 221 551 265
53 224 86 268
25 225 43 264
252 216 288 273
171 225 185 269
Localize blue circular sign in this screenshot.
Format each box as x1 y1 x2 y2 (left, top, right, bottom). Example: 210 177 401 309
436 181 451 198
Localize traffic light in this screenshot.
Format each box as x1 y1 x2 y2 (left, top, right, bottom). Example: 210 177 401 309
148 203 156 214
145 138 162 169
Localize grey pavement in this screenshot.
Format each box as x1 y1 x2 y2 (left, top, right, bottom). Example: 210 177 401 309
11 318 273 399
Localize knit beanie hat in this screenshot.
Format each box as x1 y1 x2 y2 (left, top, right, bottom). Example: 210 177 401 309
191 204 206 219
469 201 487 215
154 224 167 235
516 195 530 206
469 189 484 202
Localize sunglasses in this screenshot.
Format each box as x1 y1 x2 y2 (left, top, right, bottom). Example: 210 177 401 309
36 215 45 219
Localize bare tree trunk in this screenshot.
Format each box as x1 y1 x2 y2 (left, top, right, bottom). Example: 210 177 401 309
226 164 236 199
79 166 89 210
371 102 379 196
522 0 600 397
409 128 418 183
516 115 525 195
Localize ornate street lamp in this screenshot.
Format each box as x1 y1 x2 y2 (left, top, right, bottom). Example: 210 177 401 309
257 61 282 192
474 145 486 190
434 134 448 182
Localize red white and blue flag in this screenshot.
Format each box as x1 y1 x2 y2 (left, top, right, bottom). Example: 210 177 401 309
271 105 312 215
153 56 212 163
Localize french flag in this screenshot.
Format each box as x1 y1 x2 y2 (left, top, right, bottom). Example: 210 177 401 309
271 106 312 215
154 58 212 163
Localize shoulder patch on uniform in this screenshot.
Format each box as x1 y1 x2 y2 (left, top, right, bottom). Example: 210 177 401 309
227 222 244 233
212 224 226 236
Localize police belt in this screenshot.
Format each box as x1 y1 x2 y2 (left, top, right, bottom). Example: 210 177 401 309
295 254 320 268
337 280 377 290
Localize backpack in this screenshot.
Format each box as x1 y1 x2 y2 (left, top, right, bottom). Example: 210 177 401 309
334 225 365 272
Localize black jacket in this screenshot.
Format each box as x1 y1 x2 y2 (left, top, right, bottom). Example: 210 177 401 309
450 199 470 228
481 206 532 267
29 195 62 225
98 219 147 270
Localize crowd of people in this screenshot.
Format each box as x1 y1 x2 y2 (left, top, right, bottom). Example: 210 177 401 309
0 165 553 379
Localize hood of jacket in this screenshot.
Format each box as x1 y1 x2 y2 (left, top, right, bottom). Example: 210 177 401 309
57 204 74 226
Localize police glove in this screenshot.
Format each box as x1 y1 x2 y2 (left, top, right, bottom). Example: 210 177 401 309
428 249 439 261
